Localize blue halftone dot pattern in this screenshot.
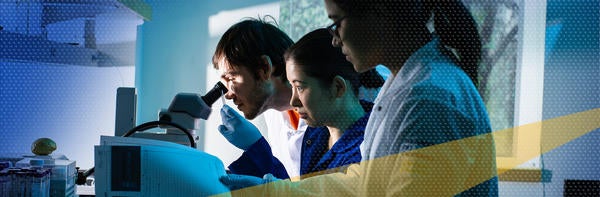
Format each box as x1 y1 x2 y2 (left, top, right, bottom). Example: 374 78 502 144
1 61 84 157
3 62 65 155
1 1 138 168
539 0 600 196
1 61 134 168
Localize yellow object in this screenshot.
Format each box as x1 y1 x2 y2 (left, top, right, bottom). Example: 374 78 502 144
216 108 600 196
31 138 57 155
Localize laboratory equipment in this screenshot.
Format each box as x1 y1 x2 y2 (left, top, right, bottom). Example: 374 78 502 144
115 87 137 137
2 167 55 197
16 155 77 197
94 136 229 196
77 82 227 194
126 81 228 147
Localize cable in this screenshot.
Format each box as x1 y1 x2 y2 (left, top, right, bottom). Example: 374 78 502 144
122 120 196 148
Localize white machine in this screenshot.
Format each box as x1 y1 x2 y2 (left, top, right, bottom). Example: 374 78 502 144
86 82 231 196
94 136 230 196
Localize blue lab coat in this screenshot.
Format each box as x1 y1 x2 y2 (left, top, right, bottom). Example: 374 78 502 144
228 101 372 179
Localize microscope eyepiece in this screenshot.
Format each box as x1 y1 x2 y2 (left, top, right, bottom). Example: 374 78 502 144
201 81 228 107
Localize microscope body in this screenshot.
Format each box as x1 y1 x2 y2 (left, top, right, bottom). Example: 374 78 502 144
156 93 212 147
124 82 227 149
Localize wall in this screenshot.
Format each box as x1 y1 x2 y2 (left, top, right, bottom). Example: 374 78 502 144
539 0 599 196
500 0 600 196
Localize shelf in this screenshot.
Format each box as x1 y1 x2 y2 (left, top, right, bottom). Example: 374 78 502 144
498 168 552 182
0 0 150 67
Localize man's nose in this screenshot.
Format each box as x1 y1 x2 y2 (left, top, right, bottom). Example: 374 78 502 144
224 91 235 100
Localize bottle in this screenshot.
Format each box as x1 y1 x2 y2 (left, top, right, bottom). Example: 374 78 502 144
29 160 50 197
6 169 20 196
16 170 29 197
30 169 50 197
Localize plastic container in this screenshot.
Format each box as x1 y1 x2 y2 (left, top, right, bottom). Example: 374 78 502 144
29 160 50 197
5 169 21 196
16 155 76 197
48 159 77 197
30 168 50 197
16 171 29 197
0 167 51 197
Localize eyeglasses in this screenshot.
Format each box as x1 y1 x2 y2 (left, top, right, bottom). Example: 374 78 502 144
326 16 346 38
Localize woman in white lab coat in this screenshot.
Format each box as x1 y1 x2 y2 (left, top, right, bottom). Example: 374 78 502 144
220 0 498 196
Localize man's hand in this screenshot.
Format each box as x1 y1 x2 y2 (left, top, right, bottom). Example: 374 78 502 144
218 105 262 150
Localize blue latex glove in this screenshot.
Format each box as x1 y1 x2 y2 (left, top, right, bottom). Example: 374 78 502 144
220 173 279 191
218 104 262 150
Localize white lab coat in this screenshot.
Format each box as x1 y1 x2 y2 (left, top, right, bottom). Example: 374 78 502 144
264 38 497 196
358 38 497 196
262 109 307 178
360 39 493 160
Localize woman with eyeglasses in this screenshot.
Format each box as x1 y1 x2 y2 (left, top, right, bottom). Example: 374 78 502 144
220 0 498 196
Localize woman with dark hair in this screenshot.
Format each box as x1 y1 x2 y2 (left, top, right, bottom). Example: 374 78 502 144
285 28 372 178
322 0 498 195
221 0 498 196
221 28 372 180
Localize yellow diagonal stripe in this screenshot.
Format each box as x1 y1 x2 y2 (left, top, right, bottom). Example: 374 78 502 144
215 108 600 196
496 108 600 175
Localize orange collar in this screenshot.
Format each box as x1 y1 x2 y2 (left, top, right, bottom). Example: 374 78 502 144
286 110 300 130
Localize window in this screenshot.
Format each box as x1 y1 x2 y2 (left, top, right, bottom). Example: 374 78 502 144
467 0 548 180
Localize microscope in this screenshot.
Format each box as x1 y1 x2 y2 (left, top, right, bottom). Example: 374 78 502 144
128 81 229 148
78 82 228 187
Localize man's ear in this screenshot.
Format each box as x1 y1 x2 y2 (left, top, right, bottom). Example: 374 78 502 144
258 55 273 81
331 75 347 98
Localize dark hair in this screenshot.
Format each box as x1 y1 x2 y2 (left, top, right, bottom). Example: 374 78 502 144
332 0 481 87
284 28 361 96
212 17 294 82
